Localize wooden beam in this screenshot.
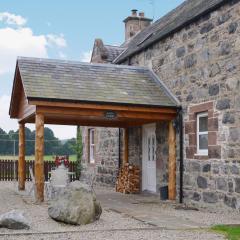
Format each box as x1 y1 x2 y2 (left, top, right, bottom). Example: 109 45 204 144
168 121 176 200
36 106 176 121
124 128 129 165
30 100 178 114
18 123 25 190
35 113 44 202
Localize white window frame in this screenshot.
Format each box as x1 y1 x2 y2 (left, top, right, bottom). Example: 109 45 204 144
197 112 208 156
89 128 95 163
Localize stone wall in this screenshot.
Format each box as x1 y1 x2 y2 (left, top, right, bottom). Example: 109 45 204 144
125 1 240 210
156 122 169 192
81 127 120 186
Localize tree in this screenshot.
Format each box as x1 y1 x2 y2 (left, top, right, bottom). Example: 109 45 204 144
43 127 61 155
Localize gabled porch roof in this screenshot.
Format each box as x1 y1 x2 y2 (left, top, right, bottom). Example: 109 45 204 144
9 57 180 127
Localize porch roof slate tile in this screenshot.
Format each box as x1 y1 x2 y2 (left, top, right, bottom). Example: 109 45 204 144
16 57 179 107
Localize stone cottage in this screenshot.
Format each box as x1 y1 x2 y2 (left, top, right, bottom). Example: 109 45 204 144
81 0 240 210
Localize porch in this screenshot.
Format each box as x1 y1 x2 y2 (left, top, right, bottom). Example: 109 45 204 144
9 57 180 202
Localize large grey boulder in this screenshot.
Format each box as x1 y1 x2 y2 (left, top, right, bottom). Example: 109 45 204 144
48 181 102 225
0 210 30 230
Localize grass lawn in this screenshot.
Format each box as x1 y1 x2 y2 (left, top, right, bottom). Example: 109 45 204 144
212 225 240 240
0 155 77 162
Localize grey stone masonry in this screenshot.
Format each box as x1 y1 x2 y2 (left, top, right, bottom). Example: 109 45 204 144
81 127 120 187
125 1 240 211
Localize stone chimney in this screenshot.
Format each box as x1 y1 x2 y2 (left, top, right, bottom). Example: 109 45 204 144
123 9 152 42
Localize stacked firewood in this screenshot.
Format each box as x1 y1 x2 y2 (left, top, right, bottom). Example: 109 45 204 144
116 163 140 194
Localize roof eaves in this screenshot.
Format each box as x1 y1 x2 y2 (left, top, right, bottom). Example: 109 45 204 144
27 96 179 109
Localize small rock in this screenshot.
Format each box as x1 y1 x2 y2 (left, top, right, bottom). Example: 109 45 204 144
216 99 230 110
222 112 235 124
217 13 231 25
203 192 218 203
197 176 207 189
230 165 239 175
220 42 231 56
235 178 240 193
190 162 201 172
0 210 30 230
209 84 219 96
176 47 186 58
228 22 238 34
184 54 197 69
203 164 211 172
192 192 201 202
186 94 193 101
216 178 228 191
200 22 214 34
209 63 221 78
224 195 237 209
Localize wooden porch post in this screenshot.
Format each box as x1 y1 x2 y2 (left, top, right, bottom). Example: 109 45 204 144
35 113 44 202
124 128 129 165
168 120 176 200
18 123 25 190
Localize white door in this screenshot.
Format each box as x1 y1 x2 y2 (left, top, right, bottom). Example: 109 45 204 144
142 124 156 192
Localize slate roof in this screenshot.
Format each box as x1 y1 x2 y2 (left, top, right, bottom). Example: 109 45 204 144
16 57 179 107
114 0 228 63
104 45 126 63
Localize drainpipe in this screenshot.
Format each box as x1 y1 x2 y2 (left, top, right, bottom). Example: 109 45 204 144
118 128 121 169
178 107 184 204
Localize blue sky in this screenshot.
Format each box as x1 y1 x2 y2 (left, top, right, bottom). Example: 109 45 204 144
0 0 184 139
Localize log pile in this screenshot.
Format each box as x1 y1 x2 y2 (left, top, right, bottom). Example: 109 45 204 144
116 163 140 194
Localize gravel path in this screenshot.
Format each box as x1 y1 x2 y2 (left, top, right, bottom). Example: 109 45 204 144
0 182 226 240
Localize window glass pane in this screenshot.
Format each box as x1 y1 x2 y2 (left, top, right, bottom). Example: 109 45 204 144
199 116 208 132
199 134 208 150
91 130 94 144
148 137 151 161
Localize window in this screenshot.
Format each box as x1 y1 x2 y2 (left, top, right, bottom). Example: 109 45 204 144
89 129 95 163
197 112 208 155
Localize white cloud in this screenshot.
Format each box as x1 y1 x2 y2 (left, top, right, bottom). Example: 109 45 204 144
0 95 18 132
47 34 67 48
80 50 92 62
0 12 73 139
0 28 67 75
0 12 27 26
0 27 48 75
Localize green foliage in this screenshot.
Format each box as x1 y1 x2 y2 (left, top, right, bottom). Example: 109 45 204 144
0 127 77 156
75 126 83 178
212 225 240 240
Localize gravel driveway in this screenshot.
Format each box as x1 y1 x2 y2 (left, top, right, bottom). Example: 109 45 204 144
0 182 232 239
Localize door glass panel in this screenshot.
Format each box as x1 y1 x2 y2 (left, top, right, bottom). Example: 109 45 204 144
152 136 155 161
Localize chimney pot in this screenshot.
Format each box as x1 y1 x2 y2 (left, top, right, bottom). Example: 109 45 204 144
131 9 138 16
139 12 145 17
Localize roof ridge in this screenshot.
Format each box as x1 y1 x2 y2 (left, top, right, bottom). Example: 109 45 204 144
17 56 150 71
104 44 126 49
115 0 228 63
